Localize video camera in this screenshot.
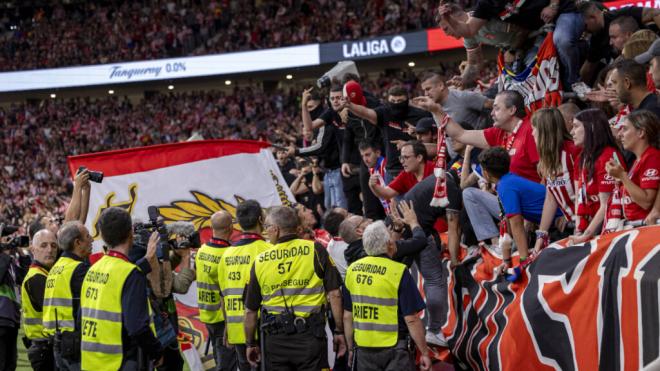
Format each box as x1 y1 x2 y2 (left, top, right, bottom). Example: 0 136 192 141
133 206 200 259
0 223 29 251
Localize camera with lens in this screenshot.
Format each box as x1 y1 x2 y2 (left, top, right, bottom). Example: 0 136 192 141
0 235 29 251
0 224 29 251
133 206 201 260
77 166 104 183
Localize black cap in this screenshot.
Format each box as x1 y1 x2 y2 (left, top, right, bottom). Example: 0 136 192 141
415 117 437 133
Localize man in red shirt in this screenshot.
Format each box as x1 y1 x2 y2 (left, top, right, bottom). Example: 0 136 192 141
413 90 540 244
368 141 434 200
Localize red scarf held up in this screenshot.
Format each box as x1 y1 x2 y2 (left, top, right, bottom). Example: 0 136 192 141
430 115 450 207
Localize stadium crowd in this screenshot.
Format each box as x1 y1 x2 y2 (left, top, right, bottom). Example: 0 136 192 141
0 0 442 71
1 1 660 370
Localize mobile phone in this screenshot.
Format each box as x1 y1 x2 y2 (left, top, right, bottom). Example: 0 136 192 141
611 152 621 166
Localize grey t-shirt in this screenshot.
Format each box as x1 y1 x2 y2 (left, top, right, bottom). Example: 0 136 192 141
442 89 488 128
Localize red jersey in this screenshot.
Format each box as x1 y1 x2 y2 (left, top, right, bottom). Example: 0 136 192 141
621 146 660 221
545 141 580 221
388 161 435 195
483 117 541 183
576 147 623 219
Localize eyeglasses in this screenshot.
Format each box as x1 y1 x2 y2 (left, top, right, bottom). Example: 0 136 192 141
399 155 413 162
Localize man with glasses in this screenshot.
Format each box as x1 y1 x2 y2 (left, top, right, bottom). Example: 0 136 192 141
368 141 434 201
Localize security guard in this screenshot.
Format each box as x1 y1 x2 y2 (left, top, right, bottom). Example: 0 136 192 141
43 221 93 370
244 205 346 370
218 200 272 370
80 207 162 370
343 221 432 371
195 210 237 371
21 229 58 371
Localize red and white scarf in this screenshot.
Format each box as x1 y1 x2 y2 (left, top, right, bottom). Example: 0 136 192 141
430 115 450 207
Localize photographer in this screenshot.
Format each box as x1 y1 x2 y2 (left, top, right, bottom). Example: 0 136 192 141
64 168 92 224
0 226 30 371
141 225 196 371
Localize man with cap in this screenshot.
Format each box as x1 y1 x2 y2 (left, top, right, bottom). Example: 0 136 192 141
342 81 386 220
635 38 660 88
414 117 437 145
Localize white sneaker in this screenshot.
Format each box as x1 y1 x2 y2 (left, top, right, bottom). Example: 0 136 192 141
425 331 448 347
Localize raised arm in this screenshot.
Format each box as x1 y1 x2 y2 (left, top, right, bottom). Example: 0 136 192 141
345 101 378 125
437 4 487 38
411 96 490 149
301 88 327 133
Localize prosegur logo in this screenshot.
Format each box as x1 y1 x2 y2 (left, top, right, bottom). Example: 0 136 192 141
342 35 406 58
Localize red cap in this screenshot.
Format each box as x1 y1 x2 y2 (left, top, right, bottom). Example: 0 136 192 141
343 81 367 106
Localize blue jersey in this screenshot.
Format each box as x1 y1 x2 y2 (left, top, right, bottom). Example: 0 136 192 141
497 173 561 224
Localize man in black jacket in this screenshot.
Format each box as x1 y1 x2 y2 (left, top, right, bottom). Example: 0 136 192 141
293 86 348 211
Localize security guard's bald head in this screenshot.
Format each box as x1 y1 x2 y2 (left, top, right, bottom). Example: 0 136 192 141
211 211 233 240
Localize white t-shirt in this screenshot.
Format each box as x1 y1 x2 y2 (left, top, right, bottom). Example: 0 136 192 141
327 238 349 280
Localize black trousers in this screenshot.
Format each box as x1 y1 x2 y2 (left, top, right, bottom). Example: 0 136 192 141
156 341 184 371
0 326 17 371
206 322 238 371
233 344 255 371
342 171 362 216
264 330 327 371
359 163 385 220
27 339 55 371
355 341 415 371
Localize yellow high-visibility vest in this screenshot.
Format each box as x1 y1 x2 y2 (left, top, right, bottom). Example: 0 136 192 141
345 256 405 348
80 254 155 371
43 256 82 335
254 238 326 318
218 238 272 344
195 240 231 324
21 265 49 340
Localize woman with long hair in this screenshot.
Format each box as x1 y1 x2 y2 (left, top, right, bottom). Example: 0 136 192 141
605 110 660 227
569 108 626 244
530 108 580 251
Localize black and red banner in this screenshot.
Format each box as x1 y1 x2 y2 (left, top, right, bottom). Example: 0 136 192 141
443 226 660 370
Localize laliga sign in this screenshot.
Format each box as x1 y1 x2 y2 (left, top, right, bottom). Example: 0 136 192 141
342 36 407 58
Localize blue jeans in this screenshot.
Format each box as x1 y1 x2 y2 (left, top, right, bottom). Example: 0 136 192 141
324 168 347 210
463 188 500 242
553 12 584 88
